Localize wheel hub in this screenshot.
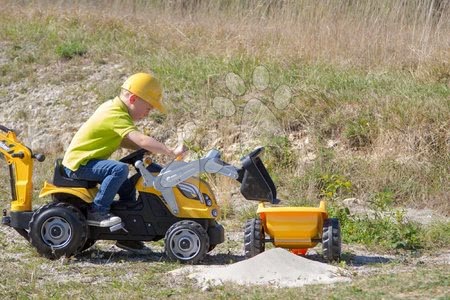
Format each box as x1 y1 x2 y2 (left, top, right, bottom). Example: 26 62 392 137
179 238 192 250
41 216 72 249
170 229 201 260
50 226 63 238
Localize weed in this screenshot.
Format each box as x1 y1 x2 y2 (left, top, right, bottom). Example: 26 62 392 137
55 41 87 59
262 136 297 185
237 204 258 222
15 109 28 120
329 201 424 251
344 112 378 149
318 173 352 201
0 3 449 299
369 189 395 211
422 221 450 249
220 201 235 220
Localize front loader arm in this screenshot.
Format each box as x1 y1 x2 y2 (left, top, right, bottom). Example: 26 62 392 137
135 149 239 215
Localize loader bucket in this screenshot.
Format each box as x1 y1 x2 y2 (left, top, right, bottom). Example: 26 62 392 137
238 147 279 204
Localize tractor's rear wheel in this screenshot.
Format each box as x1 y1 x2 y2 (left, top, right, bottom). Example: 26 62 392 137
80 239 96 252
29 202 88 259
322 218 341 262
244 218 265 259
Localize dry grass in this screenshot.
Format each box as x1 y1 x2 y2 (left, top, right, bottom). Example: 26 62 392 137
0 0 448 210
2 0 449 70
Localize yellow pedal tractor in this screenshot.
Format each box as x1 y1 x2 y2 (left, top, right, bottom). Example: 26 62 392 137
0 125 250 264
241 147 342 262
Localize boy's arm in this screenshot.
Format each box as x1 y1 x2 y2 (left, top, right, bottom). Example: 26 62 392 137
125 130 176 157
120 136 140 150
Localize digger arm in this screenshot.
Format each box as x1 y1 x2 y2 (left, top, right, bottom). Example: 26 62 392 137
0 126 45 212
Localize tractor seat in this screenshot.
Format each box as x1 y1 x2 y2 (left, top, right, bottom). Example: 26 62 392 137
52 159 98 188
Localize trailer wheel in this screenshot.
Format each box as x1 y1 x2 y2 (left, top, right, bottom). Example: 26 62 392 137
29 202 88 259
322 218 341 262
244 218 265 259
164 220 209 264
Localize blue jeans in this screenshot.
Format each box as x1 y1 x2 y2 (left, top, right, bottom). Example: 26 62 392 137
64 159 136 213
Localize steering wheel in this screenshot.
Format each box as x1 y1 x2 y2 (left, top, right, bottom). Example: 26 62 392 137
119 149 148 165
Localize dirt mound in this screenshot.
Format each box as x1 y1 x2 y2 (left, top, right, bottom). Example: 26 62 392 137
171 248 350 288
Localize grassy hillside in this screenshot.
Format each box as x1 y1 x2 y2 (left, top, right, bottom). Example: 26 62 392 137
1 0 448 211
0 1 449 299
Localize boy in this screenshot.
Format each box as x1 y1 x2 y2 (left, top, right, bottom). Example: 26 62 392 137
63 73 185 251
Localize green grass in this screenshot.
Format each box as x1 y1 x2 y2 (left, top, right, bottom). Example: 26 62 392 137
55 40 87 59
422 221 450 250
327 198 450 252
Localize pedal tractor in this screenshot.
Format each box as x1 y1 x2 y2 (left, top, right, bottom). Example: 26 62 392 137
241 148 342 262
1 125 340 263
1 125 261 264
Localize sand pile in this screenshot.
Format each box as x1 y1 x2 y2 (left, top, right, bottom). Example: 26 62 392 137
171 248 351 288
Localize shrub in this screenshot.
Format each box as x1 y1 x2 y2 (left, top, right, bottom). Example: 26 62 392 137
344 112 378 149
329 200 424 251
264 135 296 171
55 41 87 59
422 221 450 250
318 173 352 200
369 189 395 210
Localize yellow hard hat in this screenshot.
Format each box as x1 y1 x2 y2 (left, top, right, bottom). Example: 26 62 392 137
122 73 166 113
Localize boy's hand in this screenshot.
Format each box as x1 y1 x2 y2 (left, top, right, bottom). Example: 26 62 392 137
173 144 188 159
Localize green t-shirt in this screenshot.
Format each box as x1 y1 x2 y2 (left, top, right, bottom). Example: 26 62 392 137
63 97 137 171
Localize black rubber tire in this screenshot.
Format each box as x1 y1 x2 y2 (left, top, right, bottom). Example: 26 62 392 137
322 218 341 262
29 202 88 259
207 244 217 253
80 239 96 252
164 220 209 264
244 218 265 259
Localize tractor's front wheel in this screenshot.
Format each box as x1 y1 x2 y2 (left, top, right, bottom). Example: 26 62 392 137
29 202 88 259
244 218 265 259
322 218 341 262
164 220 209 264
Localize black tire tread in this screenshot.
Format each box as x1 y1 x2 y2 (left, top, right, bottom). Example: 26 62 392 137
244 218 265 259
322 218 341 262
29 202 88 259
164 220 209 264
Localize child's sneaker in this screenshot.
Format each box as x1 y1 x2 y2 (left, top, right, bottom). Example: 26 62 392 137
87 211 121 227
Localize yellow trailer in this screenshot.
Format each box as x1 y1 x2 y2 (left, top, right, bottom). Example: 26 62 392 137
240 148 341 262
